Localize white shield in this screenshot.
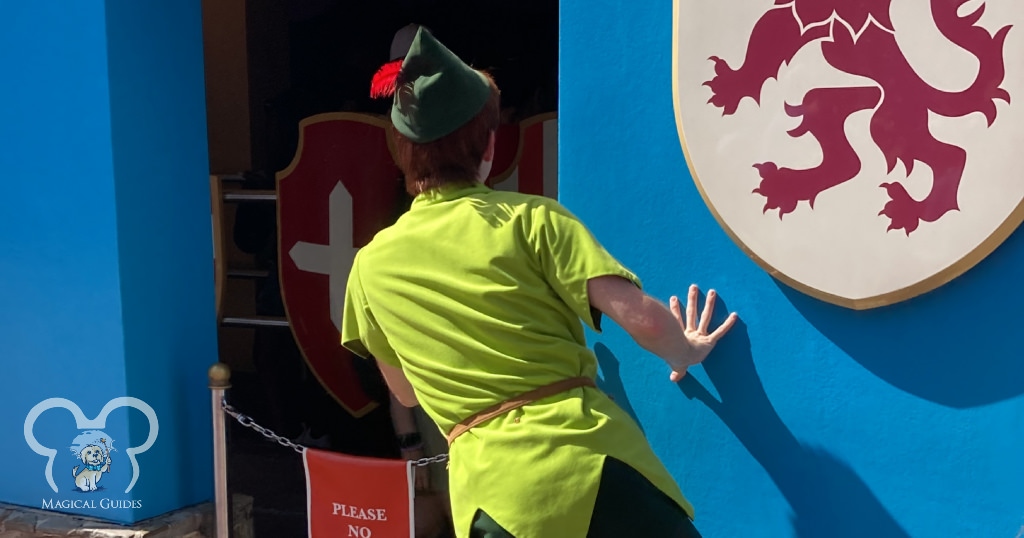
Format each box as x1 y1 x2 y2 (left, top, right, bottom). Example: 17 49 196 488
674 0 1023 308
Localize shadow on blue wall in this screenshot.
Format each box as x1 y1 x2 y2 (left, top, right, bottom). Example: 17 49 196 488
678 319 911 538
595 343 644 430
778 228 1024 409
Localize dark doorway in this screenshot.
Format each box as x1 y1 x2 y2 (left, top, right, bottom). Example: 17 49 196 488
203 2 558 536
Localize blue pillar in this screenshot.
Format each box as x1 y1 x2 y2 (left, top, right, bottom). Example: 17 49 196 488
3 0 216 524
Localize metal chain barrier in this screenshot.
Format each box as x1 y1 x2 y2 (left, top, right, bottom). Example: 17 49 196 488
220 397 449 467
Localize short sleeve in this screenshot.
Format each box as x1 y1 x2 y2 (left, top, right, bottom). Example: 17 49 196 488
530 200 641 332
340 256 400 367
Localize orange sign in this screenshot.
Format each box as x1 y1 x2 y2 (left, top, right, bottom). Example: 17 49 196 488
303 448 413 538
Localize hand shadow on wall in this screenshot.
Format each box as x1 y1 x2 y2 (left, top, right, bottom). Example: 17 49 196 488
777 227 1024 408
679 316 910 538
594 343 644 431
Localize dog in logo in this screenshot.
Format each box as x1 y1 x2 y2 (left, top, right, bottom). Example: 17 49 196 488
71 433 113 492
703 0 1012 234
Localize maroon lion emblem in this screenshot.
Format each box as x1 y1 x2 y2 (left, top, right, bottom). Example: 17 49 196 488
674 1 1021 307
703 0 1011 234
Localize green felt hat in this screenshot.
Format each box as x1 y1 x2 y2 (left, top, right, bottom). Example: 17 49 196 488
372 27 491 143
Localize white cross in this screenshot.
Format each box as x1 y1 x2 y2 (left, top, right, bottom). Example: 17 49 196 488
287 181 357 331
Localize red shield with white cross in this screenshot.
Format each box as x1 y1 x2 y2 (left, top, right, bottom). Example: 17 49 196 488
487 113 559 199
277 113 403 416
674 0 1023 308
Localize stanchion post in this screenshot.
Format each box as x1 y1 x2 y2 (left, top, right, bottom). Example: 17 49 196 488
209 362 232 538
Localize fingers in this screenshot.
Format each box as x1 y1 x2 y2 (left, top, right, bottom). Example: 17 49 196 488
698 289 716 333
708 312 739 341
670 369 685 382
683 284 738 339
670 296 683 326
686 284 698 330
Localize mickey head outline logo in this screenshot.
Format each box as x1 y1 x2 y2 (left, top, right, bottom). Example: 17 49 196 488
23 397 159 493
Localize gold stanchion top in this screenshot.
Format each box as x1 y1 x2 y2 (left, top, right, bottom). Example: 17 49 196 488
208 362 232 389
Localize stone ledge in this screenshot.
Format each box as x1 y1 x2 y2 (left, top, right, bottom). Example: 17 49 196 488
0 495 253 538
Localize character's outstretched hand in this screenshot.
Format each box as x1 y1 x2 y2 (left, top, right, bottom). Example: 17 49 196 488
668 284 738 381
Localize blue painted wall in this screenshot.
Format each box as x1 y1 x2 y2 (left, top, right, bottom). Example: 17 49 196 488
3 0 216 524
561 1 1024 537
105 0 217 518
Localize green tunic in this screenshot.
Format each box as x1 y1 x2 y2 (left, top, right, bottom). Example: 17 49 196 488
342 184 693 537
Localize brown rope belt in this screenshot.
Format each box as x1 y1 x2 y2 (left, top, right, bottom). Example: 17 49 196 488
445 376 596 446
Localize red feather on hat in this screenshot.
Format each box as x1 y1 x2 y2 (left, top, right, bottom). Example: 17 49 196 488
370 59 404 98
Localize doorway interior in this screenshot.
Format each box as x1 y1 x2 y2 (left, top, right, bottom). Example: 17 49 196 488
202 1 558 535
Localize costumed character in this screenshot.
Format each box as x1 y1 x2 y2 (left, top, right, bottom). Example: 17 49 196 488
346 26 737 537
